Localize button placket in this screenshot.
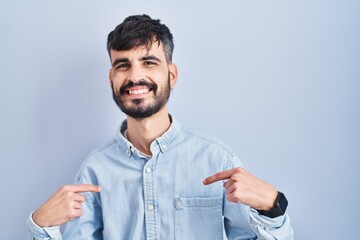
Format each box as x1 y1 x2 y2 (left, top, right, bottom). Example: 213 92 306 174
143 161 157 239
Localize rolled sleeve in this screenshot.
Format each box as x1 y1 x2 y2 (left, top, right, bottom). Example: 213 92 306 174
27 212 61 240
249 209 294 240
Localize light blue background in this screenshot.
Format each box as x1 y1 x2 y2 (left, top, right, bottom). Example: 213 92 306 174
0 1 359 239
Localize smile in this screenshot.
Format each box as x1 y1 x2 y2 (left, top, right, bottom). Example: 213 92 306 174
125 86 152 96
128 89 150 95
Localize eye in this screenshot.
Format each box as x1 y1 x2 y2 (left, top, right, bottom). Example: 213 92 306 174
116 63 130 70
144 61 156 66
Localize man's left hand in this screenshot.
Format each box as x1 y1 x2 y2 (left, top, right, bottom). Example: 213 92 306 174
203 167 278 211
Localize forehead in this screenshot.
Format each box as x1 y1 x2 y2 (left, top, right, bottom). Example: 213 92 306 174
110 42 166 63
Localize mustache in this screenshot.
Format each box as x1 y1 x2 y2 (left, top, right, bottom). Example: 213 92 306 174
119 80 157 95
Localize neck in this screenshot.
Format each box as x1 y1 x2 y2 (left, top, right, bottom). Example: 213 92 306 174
126 107 171 156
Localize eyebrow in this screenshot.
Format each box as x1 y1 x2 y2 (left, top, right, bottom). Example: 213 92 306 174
112 55 162 68
140 55 162 62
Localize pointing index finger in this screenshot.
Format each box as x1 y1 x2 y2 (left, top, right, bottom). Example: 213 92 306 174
203 169 236 185
62 184 101 193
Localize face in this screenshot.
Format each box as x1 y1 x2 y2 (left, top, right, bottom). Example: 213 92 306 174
109 42 177 119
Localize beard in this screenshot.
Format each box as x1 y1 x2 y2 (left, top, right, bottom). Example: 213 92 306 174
112 76 171 119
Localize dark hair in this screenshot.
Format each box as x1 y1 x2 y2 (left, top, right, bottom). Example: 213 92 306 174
107 14 174 63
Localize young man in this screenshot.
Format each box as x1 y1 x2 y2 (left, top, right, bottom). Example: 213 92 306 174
28 15 293 239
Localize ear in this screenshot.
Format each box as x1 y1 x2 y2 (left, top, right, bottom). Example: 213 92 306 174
109 68 113 89
168 63 178 88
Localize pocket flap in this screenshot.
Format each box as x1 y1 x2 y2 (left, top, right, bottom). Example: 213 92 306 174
175 196 222 210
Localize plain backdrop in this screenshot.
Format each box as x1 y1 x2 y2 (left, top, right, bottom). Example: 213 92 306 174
0 0 359 239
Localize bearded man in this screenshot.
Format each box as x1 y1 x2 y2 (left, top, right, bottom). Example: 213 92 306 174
28 14 294 240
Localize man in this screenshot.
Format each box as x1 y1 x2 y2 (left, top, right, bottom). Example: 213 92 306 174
28 14 294 239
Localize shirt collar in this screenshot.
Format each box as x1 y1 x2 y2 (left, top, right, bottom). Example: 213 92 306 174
116 115 181 157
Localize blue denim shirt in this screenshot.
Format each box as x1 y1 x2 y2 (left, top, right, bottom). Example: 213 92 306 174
28 117 293 240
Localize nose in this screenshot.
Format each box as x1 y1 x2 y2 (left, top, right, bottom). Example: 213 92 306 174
127 64 145 84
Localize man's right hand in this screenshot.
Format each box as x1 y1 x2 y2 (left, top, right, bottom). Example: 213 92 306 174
32 184 101 227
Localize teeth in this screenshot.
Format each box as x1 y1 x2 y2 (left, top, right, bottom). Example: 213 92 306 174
129 89 149 95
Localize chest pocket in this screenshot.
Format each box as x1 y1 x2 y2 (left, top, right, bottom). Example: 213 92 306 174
174 196 223 240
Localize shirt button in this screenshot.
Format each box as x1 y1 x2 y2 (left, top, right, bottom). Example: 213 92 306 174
162 144 167 149
176 200 182 209
146 167 152 173
147 204 154 211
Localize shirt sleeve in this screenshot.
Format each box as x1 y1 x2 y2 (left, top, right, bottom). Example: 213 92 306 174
60 167 103 240
27 212 61 240
223 151 294 240
249 209 294 240
27 163 103 240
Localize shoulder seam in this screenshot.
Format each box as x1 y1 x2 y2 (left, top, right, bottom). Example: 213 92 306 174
180 127 235 157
